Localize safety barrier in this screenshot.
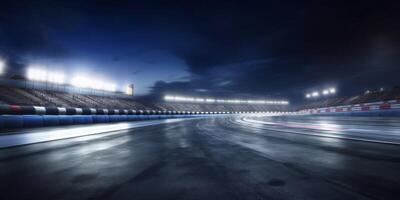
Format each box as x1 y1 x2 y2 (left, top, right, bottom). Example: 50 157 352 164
92 115 109 123
299 99 400 116
0 114 213 130
23 115 44 127
0 103 281 130
44 115 60 126
58 115 74 125
0 104 239 116
2 115 24 129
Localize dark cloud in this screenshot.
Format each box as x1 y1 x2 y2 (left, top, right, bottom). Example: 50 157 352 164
1 0 400 103
148 0 400 103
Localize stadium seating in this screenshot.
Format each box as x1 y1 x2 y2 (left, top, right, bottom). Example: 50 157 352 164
1 85 398 112
0 86 287 113
299 86 400 109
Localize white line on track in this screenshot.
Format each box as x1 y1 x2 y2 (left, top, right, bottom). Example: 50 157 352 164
0 118 198 148
236 117 400 145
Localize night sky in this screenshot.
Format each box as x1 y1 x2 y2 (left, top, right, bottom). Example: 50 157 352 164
1 0 400 103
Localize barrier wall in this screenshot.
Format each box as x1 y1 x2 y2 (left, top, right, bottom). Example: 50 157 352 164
0 103 279 130
299 99 400 116
0 104 235 116
0 114 213 130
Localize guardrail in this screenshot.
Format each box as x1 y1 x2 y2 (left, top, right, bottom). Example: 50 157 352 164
298 99 400 116
0 114 213 130
0 104 270 130
0 104 236 116
0 104 291 130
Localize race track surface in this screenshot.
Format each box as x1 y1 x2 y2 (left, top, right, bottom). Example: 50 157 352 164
1 115 400 200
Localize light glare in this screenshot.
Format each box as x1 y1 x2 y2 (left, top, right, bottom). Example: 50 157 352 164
27 67 65 84
164 95 289 105
71 75 116 92
305 87 337 99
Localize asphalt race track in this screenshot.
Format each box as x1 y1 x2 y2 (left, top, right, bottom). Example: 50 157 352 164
1 115 400 200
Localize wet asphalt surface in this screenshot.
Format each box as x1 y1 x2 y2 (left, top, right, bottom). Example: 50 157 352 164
1 115 400 200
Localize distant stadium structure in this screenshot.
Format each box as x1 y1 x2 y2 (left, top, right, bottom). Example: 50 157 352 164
0 75 289 114
164 95 289 105
299 86 400 110
126 84 134 96
0 85 288 113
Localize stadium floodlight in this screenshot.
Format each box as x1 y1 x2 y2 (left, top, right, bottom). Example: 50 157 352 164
312 92 319 97
163 95 289 105
281 101 289 105
27 67 47 82
174 96 183 101
322 90 329 95
206 98 215 103
164 96 175 101
71 76 90 88
329 88 336 94
47 72 65 84
71 75 116 92
195 98 204 102
104 83 116 92
27 67 65 84
306 94 311 98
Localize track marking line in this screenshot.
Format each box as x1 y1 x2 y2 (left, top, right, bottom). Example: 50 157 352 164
0 118 201 148
235 117 400 145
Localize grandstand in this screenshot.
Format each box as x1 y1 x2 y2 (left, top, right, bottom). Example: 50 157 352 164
299 86 400 110
0 66 290 114
0 86 288 113
1 76 398 113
